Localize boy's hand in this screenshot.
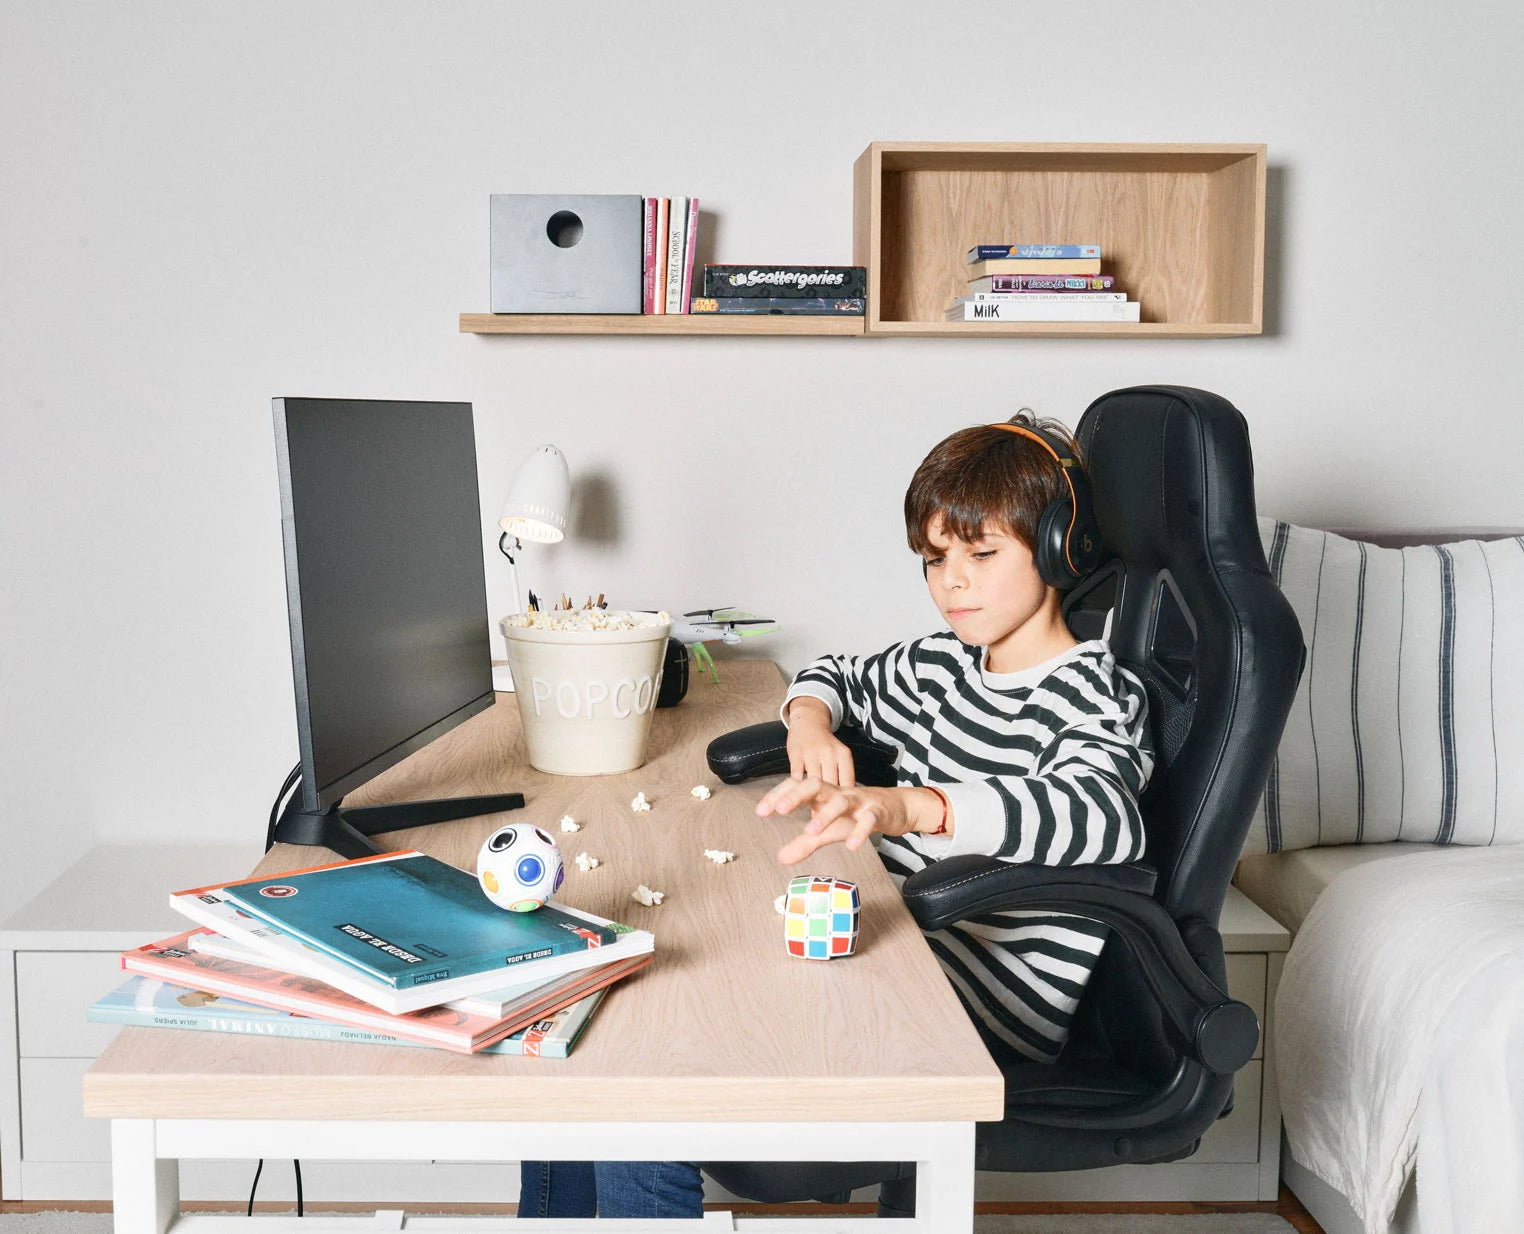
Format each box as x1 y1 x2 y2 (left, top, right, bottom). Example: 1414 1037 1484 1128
758 776 935 865
785 698 856 786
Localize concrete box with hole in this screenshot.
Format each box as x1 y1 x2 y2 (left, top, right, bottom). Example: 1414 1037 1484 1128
489 193 643 313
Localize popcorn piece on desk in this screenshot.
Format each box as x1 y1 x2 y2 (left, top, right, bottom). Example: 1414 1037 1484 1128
631 883 665 906
703 849 736 864
631 791 652 813
774 894 787 914
690 784 712 800
574 851 600 871
559 815 581 832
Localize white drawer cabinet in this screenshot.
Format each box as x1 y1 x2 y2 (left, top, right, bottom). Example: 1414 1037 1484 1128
0 844 510 1204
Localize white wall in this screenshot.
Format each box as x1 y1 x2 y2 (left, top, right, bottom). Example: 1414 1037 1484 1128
3 1 1522 904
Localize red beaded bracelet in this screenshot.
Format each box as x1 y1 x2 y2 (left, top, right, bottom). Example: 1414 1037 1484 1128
924 785 951 836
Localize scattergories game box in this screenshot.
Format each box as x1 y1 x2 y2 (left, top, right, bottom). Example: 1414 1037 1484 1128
702 265 866 299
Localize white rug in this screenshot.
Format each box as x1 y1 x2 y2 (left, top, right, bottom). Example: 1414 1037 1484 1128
0 1215 1298 1232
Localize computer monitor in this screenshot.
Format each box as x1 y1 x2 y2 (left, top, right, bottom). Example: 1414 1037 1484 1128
269 397 523 858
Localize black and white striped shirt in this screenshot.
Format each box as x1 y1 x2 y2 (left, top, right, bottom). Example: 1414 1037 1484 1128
783 632 1153 1064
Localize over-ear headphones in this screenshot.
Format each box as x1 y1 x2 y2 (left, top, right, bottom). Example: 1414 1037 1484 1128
988 421 1104 589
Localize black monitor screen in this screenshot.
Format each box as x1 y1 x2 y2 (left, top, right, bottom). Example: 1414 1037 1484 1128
274 398 493 812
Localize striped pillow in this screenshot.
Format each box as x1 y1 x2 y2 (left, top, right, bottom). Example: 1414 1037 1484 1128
1243 519 1524 855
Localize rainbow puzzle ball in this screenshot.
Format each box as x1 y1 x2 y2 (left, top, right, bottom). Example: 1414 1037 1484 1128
783 874 860 959
477 824 565 912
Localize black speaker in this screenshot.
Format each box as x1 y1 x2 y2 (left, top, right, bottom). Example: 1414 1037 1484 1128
656 637 689 707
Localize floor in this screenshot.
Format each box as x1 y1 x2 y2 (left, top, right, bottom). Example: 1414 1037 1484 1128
0 1189 1325 1231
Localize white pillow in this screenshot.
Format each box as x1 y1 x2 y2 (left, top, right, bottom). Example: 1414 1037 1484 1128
1244 519 1524 855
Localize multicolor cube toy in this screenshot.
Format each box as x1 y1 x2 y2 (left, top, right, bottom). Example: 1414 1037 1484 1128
783 875 860 960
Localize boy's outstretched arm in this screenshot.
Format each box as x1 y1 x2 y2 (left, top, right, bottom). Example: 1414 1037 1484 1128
759 777 947 866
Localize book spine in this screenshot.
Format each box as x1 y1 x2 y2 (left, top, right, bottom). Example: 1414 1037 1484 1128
961 292 1126 302
965 244 1100 261
88 1001 395 1044
985 274 1115 291
642 197 657 313
120 947 471 1051
967 259 1102 278
664 196 687 314
702 265 867 299
653 198 669 314
679 197 699 313
690 297 865 315
949 301 1141 322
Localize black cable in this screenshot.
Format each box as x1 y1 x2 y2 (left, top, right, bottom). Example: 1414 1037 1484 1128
294 1159 304 1217
265 762 303 851
247 1158 263 1216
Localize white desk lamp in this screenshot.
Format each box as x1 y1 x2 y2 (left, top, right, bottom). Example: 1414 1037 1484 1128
498 444 570 614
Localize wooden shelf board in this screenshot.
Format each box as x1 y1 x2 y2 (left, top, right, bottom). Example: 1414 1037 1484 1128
460 313 864 336
869 321 1262 338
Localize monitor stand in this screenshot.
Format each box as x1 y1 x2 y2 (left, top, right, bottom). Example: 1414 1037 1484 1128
271 792 526 860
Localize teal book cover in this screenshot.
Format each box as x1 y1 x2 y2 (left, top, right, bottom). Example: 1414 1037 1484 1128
219 851 615 989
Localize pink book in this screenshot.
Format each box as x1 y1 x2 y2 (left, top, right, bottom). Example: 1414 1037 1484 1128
642 197 657 313
680 197 700 313
652 197 670 315
121 929 651 1054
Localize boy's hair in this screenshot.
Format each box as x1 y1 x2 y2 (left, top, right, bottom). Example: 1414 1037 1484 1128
904 409 1083 557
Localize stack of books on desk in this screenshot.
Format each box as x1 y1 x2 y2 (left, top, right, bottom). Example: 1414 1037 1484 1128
945 244 1140 323
91 850 655 1055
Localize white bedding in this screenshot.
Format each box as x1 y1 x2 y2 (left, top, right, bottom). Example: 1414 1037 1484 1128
1276 844 1524 1234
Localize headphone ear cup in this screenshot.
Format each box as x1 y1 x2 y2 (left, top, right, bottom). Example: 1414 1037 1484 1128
1035 498 1080 589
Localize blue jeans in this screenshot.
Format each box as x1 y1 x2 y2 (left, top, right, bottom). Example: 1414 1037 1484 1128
518 1160 705 1219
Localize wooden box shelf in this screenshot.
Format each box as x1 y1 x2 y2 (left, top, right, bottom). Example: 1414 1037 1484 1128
853 141 1266 338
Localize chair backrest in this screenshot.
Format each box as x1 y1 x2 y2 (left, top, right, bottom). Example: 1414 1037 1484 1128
1066 386 1304 923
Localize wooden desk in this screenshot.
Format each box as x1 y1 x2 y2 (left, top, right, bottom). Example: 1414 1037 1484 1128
85 660 1003 1232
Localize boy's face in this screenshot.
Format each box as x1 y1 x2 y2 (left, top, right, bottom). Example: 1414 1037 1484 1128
920 513 1050 649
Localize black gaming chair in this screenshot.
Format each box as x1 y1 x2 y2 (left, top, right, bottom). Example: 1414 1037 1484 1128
701 385 1305 1216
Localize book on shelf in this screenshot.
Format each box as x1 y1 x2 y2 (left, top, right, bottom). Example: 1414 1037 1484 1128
690 297 864 316
651 197 670 314
663 196 688 314
680 197 699 313
120 929 653 1054
642 197 658 314
955 292 1126 303
971 274 1116 292
965 257 1102 278
641 196 699 313
170 862 653 1016
702 265 867 300
945 300 1141 323
91 973 612 1057
965 244 1100 262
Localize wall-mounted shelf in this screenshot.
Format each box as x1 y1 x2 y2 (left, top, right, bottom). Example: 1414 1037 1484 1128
463 141 1266 340
459 313 863 336
856 141 1266 338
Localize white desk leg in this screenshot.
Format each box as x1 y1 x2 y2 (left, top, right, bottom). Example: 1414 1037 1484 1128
914 1122 976 1232
111 1119 179 1234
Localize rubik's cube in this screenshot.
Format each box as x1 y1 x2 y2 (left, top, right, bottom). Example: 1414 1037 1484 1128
783 875 860 960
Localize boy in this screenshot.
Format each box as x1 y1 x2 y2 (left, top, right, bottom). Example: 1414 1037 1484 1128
757 411 1153 1066
518 413 1152 1218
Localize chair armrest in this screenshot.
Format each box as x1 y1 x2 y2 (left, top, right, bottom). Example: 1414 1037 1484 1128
901 856 1257 1076
705 720 900 787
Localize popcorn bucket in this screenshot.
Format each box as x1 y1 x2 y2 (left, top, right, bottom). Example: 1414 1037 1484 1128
499 610 672 776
